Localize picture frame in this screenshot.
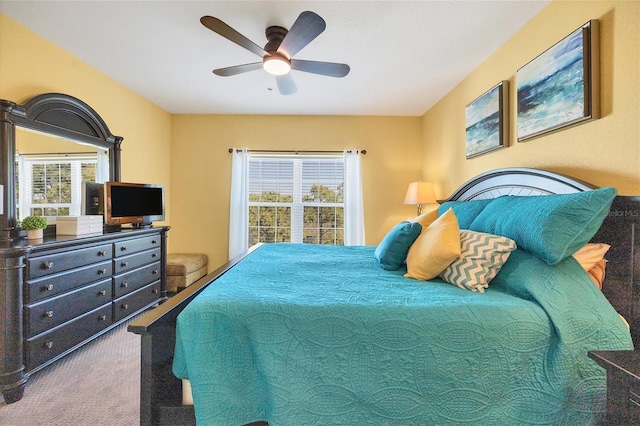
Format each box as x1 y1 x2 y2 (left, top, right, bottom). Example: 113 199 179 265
517 20 599 142
465 80 509 159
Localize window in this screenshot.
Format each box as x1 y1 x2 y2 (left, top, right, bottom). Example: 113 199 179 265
17 153 98 220
248 154 344 246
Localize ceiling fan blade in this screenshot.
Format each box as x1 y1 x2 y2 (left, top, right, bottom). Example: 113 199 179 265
213 62 263 76
277 11 326 59
201 16 267 57
276 74 297 95
290 60 350 78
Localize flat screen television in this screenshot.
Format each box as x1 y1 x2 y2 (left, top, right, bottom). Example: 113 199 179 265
104 181 165 228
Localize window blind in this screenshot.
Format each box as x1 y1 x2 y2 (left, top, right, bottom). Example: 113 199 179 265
248 154 344 246
18 154 97 219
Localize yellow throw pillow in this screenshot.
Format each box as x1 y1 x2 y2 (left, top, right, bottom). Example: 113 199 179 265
572 243 610 271
587 258 607 290
405 208 461 280
407 209 438 229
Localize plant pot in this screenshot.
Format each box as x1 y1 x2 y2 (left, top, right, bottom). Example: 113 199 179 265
26 229 43 240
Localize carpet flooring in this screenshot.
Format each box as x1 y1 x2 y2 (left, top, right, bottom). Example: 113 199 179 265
0 318 140 426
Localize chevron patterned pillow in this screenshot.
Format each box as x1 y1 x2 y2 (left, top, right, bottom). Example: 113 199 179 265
440 230 517 292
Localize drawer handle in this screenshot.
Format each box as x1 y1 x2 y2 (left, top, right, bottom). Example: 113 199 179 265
45 284 54 291
121 262 128 268
98 268 107 275
45 341 53 349
152 240 157 244
44 310 54 318
44 261 54 269
98 250 107 256
153 269 159 275
121 282 128 288
99 315 107 321
152 288 159 294
99 290 107 296
152 253 158 258
121 304 128 310
120 246 127 252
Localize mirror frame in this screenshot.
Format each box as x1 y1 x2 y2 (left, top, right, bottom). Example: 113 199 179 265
0 93 123 240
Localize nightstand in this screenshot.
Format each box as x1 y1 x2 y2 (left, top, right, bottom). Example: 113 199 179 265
589 350 640 425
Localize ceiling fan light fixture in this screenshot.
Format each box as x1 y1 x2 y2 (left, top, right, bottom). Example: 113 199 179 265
263 56 291 76
203 12 348 94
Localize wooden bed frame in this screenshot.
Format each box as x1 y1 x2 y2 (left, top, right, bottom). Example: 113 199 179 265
128 167 640 426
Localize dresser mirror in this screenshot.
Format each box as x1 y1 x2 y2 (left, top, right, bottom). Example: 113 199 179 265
16 128 111 221
0 93 123 240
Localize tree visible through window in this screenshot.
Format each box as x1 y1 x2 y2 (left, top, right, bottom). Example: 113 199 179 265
248 155 344 246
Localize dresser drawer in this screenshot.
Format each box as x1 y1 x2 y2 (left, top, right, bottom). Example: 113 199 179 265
25 303 112 370
28 243 112 279
114 248 161 274
113 261 161 298
113 280 161 322
114 235 161 257
25 279 112 337
26 260 113 303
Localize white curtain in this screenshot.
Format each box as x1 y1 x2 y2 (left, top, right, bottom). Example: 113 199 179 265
343 149 365 245
228 148 249 260
96 149 110 183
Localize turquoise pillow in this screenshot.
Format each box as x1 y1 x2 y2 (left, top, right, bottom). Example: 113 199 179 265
469 187 617 265
438 199 493 229
374 221 423 270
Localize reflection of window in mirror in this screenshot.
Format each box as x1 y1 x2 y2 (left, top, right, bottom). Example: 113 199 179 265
16 128 109 222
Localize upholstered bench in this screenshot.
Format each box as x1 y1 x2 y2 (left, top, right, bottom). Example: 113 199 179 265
166 253 208 293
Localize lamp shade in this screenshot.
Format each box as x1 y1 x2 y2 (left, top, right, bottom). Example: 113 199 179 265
404 181 437 205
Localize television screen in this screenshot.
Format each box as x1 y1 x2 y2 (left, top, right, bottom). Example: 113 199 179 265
105 182 165 227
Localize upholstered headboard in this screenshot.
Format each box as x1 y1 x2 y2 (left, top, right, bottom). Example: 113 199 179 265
443 167 640 346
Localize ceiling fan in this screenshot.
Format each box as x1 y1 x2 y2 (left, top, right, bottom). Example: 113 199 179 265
200 11 350 95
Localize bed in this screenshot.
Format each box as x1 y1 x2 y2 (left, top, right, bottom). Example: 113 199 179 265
128 167 640 425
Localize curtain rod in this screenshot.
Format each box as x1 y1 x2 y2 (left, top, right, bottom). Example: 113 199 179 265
17 152 98 156
228 148 366 155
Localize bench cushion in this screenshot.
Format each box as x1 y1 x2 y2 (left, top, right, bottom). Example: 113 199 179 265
167 253 208 276
167 265 208 293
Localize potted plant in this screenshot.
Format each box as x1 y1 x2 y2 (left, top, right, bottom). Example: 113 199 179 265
21 215 48 240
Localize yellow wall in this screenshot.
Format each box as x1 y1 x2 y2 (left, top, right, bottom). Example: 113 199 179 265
17 128 100 153
170 115 422 266
421 0 640 197
0 14 172 223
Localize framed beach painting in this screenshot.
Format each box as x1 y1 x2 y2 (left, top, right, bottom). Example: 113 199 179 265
465 81 508 159
517 20 599 141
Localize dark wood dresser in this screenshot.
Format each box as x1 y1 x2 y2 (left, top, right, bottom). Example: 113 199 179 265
1 226 169 403
589 350 640 425
0 93 171 405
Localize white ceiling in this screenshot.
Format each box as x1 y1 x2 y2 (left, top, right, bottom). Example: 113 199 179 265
0 0 549 116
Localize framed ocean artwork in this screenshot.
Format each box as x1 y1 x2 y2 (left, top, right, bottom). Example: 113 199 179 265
465 81 508 159
517 20 599 141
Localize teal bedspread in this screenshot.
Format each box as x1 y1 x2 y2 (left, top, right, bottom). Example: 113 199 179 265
173 244 632 425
